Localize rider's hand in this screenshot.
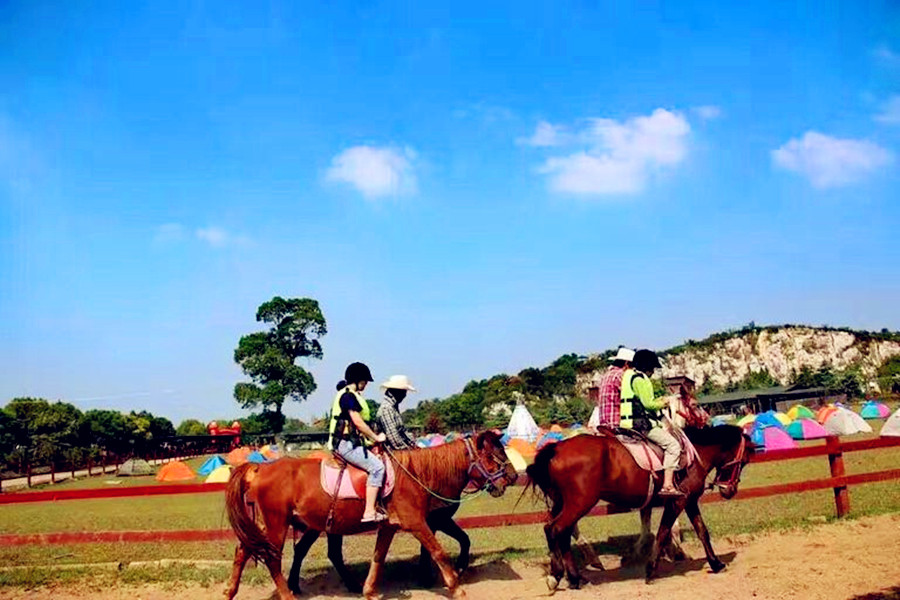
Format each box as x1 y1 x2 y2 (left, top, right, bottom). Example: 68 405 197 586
375 433 387 443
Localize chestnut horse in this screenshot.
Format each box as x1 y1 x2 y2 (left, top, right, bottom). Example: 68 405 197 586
527 425 751 591
224 431 516 600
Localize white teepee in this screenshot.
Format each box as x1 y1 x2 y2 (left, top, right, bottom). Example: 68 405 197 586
881 408 900 437
507 403 540 442
823 407 873 436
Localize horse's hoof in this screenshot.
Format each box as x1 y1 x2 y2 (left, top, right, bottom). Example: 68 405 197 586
710 560 726 574
588 558 605 570
567 577 581 590
451 588 467 599
346 582 363 594
545 575 560 592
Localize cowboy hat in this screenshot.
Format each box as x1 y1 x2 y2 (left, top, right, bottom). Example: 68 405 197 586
610 347 635 363
380 374 417 392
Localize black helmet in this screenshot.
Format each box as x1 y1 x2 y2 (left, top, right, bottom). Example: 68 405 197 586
344 362 374 384
633 349 662 373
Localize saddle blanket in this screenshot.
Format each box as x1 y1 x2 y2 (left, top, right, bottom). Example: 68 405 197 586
318 455 396 500
616 432 698 473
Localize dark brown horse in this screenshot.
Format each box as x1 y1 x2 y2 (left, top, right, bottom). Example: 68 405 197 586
225 431 516 600
526 425 752 591
286 504 468 594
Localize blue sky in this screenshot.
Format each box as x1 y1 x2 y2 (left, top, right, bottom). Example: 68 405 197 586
2 1 899 424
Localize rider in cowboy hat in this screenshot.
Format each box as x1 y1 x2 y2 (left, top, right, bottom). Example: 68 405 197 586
592 347 635 429
328 362 388 522
376 375 418 451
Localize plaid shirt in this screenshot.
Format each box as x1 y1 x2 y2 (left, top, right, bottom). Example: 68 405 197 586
596 365 625 427
377 396 416 450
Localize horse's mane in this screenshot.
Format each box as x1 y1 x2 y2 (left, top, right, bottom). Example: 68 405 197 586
391 439 470 494
684 424 744 448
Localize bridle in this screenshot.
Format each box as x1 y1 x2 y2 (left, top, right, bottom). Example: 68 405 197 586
710 435 748 491
463 436 515 491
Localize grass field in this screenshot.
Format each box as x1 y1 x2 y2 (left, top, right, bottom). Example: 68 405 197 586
2 423 899 588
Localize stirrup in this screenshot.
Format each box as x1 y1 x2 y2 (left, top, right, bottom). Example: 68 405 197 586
361 511 387 523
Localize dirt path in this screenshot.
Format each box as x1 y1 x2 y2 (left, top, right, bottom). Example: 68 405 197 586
3 513 900 600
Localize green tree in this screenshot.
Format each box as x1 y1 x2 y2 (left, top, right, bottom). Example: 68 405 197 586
234 297 327 433
877 356 900 395
176 419 208 436
77 409 129 454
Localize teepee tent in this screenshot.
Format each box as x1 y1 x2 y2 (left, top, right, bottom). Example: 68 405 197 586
860 401 891 420
881 409 900 437
787 405 816 421
205 464 232 483
787 418 829 440
197 455 227 476
156 460 195 482
823 407 873 436
117 457 154 477
507 403 540 442
587 406 601 429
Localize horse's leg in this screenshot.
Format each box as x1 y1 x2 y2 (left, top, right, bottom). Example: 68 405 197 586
664 517 689 562
409 523 466 599
328 533 362 593
438 515 471 572
685 498 726 573
572 524 603 570
287 528 319 595
363 525 397 600
418 512 440 587
223 544 249 600
545 497 592 590
645 501 683 583
260 515 293 600
635 506 654 559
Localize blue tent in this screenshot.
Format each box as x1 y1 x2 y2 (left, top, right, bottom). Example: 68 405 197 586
711 415 732 427
197 455 226 475
537 431 564 449
246 450 267 463
755 411 786 430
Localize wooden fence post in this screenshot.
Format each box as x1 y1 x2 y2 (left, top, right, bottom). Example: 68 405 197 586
826 436 850 518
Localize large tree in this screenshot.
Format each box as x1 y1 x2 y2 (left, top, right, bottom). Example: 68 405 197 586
233 297 326 433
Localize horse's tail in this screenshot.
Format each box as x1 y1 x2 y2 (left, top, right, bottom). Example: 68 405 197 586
225 462 280 564
524 442 561 511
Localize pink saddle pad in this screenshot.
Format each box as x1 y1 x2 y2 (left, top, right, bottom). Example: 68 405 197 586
320 457 395 499
616 433 697 472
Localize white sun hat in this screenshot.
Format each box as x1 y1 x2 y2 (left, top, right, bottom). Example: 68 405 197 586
611 347 636 363
380 374 417 392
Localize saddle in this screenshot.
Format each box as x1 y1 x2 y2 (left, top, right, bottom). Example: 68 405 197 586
614 429 697 473
316 454 396 500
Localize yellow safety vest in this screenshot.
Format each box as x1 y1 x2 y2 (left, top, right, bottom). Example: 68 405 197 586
619 369 658 431
327 385 371 450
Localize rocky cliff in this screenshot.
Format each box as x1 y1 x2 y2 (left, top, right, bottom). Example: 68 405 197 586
578 326 900 394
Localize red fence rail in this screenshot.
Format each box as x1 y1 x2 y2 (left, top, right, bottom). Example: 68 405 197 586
1 435 899 546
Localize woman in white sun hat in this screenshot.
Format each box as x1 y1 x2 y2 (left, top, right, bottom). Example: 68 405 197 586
376 375 418 451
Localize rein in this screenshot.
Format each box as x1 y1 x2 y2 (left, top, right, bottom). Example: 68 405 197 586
383 437 511 505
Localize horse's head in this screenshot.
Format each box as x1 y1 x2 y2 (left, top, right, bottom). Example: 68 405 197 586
711 429 754 499
469 430 518 497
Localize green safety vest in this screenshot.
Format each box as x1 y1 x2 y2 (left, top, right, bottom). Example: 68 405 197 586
328 386 371 450
619 369 659 432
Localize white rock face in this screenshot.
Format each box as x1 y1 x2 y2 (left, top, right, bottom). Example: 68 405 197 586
577 327 900 394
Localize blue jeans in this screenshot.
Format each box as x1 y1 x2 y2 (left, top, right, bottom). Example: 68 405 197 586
335 440 385 487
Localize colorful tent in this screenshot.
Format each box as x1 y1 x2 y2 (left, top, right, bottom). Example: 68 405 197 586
773 412 792 426
537 431 564 450
736 414 756 428
881 409 900 437
156 460 195 482
504 446 528 472
304 450 330 460
751 424 798 451
787 418 829 440
197 455 227 476
860 401 891 420
205 464 232 483
117 458 154 476
428 434 446 447
246 450 267 463
226 446 251 466
817 405 838 425
786 405 816 421
823 407 873 436
711 415 733 427
507 403 540 442
755 411 787 430
550 424 564 433
260 444 281 460
564 426 589 439
507 437 537 459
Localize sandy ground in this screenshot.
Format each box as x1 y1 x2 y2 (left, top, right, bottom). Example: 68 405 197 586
3 513 900 600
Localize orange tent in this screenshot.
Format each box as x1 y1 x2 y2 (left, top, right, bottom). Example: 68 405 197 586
226 446 251 466
155 460 195 482
507 437 537 459
817 405 837 425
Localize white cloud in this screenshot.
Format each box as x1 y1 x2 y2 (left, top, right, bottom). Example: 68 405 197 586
195 226 250 248
874 95 900 125
518 121 570 147
873 44 900 64
532 108 691 196
772 131 893 189
692 105 723 120
326 145 417 199
153 223 186 244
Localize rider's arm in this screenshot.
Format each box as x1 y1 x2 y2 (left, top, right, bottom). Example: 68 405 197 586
349 410 384 442
633 376 667 411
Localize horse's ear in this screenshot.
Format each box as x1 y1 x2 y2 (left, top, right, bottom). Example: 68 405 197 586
475 430 495 451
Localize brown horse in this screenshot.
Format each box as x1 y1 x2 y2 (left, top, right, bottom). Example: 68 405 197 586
225 431 516 600
526 425 751 591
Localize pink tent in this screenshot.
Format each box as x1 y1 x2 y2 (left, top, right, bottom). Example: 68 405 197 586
757 426 798 451
787 418 829 440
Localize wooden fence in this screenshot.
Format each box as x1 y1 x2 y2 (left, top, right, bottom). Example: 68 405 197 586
1 435 899 546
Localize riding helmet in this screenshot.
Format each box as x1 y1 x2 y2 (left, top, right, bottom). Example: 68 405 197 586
632 349 662 373
344 362 374 384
